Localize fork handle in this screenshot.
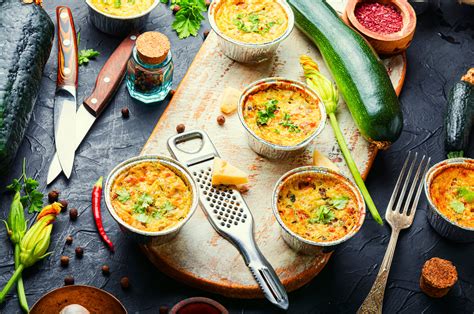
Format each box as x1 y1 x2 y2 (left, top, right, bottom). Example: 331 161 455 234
357 228 400 314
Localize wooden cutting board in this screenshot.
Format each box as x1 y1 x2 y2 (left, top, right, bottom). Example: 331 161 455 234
140 0 406 298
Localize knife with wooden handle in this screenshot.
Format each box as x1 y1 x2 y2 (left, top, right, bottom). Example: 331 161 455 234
54 6 78 179
47 34 137 184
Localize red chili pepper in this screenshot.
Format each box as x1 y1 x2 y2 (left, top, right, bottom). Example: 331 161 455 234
92 177 114 252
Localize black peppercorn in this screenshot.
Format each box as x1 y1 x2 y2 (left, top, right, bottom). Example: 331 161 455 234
69 208 78 221
120 277 130 289
60 256 69 267
121 107 130 118
65 235 73 245
75 246 83 258
59 200 68 211
102 265 110 276
64 275 74 285
48 190 59 203
176 124 186 134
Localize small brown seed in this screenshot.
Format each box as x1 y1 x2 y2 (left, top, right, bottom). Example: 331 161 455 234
69 208 78 221
59 200 68 211
65 235 73 245
172 4 181 13
60 256 69 267
102 265 110 276
176 124 185 134
217 115 226 126
64 275 74 285
238 185 249 194
75 246 84 258
48 190 59 203
121 107 130 118
203 29 210 39
170 89 176 97
120 277 130 289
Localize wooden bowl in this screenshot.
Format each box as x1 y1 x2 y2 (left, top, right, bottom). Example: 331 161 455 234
344 0 416 56
30 285 127 314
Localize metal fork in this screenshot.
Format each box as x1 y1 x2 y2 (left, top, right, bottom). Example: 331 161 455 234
357 152 431 314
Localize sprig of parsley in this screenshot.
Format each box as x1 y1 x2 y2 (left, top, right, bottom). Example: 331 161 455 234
77 32 100 66
279 113 301 133
308 205 335 224
458 187 474 203
116 189 130 203
257 99 278 125
6 159 44 213
133 193 154 214
450 200 465 214
171 0 207 39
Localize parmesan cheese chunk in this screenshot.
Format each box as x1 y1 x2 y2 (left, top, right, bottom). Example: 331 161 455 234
212 157 249 186
313 150 340 172
220 87 241 114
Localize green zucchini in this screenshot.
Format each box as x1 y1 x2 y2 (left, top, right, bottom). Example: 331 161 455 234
0 0 54 174
289 0 403 149
445 74 474 158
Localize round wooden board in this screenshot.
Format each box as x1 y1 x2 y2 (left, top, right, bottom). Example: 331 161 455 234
140 0 406 299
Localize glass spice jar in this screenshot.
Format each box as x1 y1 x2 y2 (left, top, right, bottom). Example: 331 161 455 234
126 31 174 104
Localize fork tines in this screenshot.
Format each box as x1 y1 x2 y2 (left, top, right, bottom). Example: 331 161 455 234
387 151 431 217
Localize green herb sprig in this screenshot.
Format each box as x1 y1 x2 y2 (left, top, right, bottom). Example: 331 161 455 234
257 99 278 125
170 0 207 39
279 112 300 133
77 32 100 66
6 159 43 214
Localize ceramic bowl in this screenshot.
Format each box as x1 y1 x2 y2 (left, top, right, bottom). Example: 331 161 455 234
104 155 199 246
424 158 474 243
238 77 326 159
208 0 294 63
272 166 366 255
86 0 160 36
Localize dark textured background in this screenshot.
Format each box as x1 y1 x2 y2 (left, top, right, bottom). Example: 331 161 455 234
1 1 473 313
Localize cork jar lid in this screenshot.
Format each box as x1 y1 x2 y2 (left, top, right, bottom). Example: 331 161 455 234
136 31 171 65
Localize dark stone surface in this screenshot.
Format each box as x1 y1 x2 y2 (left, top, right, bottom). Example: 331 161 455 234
0 1 473 313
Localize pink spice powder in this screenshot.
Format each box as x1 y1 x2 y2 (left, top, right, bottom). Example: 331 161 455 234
355 2 403 35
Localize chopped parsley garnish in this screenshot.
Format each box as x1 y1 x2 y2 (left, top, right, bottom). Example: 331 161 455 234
289 193 296 203
133 193 153 214
308 205 335 224
116 189 130 203
257 99 278 125
450 200 465 214
458 187 474 203
233 12 277 34
151 201 175 220
279 113 300 133
330 196 349 210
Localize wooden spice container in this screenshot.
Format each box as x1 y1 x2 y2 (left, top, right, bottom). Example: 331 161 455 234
343 0 416 56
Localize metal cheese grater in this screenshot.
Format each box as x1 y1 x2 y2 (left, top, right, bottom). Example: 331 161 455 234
167 130 289 310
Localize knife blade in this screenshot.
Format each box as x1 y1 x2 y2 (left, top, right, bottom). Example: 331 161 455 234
47 34 138 185
54 6 78 179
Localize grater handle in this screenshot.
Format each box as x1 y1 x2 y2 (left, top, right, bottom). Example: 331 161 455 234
167 130 220 167
240 239 289 310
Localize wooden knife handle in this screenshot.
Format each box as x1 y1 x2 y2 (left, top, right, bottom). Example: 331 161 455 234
56 6 78 89
83 34 137 117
